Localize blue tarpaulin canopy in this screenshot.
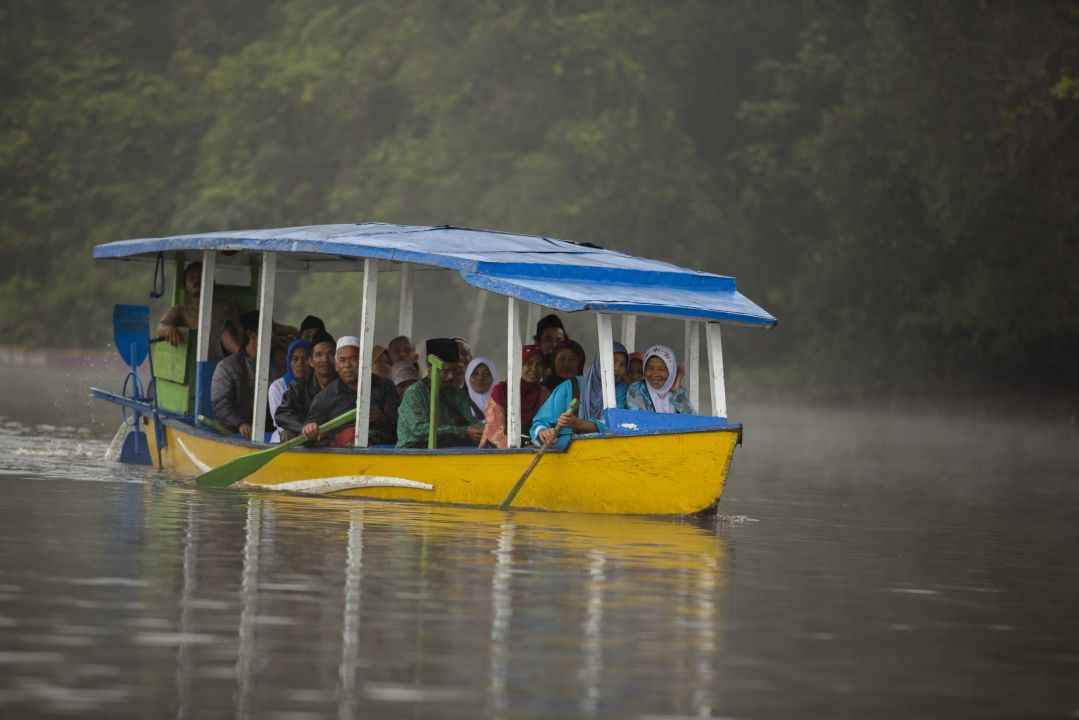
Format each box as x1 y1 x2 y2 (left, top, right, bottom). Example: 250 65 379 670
93 223 776 327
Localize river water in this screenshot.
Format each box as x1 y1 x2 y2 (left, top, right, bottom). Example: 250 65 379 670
1 366 1077 719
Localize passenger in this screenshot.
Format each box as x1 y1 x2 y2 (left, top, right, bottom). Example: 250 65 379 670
156 261 243 361
533 313 567 380
579 341 630 423
302 336 400 447
543 339 586 391
396 338 483 448
298 315 326 342
210 310 280 439
452 337 473 389
270 342 287 379
372 345 392 380
624 351 645 386
479 345 550 449
390 360 419 397
387 335 418 368
625 345 696 415
464 356 497 420
268 339 311 442
530 352 601 450
534 314 566 356
274 330 337 441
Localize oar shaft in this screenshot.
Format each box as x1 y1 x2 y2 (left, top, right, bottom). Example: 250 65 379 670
498 445 548 511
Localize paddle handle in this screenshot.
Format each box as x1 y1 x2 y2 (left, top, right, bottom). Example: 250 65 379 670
297 407 358 448
498 397 578 511
427 354 444 450
498 444 548 511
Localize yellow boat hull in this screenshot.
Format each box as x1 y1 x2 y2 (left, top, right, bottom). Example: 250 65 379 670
147 418 740 515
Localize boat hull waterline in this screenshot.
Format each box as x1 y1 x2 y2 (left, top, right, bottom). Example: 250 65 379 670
148 418 739 515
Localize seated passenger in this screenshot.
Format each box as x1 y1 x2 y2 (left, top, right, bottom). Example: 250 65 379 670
299 315 326 342
388 335 418 368
533 314 567 380
543 339 586 391
372 345 392 380
530 350 602 450
390 360 419 397
396 339 483 448
452 337 473 389
479 345 550 449
465 357 497 420
302 336 400 447
625 345 696 415
157 261 243 361
274 330 337 442
624 351 645 386
579 341 630 423
210 310 280 439
268 339 311 443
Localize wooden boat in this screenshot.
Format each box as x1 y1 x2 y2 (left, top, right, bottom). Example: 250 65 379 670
91 223 775 514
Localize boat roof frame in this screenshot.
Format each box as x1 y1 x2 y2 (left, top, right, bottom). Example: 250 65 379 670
93 223 776 327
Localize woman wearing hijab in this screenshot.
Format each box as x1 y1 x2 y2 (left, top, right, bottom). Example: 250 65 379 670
579 341 630 423
543 338 586 391
625 344 696 415
465 356 497 420
480 345 550 448
268 338 312 442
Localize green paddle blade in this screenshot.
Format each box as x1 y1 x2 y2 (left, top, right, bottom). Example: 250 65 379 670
195 408 357 487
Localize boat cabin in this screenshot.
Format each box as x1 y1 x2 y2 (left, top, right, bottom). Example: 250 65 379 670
95 223 776 451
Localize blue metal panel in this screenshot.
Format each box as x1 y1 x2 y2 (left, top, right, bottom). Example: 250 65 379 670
94 223 776 327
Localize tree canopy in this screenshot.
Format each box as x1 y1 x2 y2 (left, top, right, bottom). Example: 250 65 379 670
2 0 1076 399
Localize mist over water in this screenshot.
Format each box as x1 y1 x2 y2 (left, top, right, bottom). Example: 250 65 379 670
0 368 1077 718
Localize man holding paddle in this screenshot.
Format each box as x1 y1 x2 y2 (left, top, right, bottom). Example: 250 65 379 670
396 338 483 448
302 336 400 446
274 329 337 441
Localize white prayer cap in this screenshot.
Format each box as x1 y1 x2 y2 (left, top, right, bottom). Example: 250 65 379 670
336 335 361 353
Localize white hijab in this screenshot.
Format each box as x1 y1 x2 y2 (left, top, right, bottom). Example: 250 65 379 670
465 356 498 411
643 344 677 414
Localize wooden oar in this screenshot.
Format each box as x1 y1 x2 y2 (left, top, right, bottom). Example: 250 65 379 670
498 398 578 511
195 408 357 487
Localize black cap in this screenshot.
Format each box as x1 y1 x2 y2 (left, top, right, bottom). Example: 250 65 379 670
309 329 336 349
299 315 325 333
426 338 459 364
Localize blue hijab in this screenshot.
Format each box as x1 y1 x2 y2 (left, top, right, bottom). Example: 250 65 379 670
579 341 628 421
282 338 312 387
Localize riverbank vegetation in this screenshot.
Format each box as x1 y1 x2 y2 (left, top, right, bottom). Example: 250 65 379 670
2 0 1076 401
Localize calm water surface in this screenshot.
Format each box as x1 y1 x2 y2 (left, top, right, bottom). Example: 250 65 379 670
1 367 1077 718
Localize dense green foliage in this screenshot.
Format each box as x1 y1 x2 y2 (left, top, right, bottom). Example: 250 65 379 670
2 0 1076 397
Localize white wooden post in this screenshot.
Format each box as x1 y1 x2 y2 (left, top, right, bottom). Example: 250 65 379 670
705 322 726 418
621 314 637 351
354 259 378 447
684 320 700 412
506 297 522 447
596 313 616 411
193 251 216 421
398 264 413 338
251 252 277 443
525 303 541 345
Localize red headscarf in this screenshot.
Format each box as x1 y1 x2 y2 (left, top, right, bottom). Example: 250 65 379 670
490 345 546 430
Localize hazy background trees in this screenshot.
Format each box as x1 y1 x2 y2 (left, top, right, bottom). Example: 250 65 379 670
2 0 1076 401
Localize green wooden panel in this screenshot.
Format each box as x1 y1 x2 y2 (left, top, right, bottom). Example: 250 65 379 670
153 327 192 383
156 378 194 415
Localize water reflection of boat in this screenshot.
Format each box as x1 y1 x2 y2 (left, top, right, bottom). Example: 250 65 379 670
91 224 774 514
166 493 727 716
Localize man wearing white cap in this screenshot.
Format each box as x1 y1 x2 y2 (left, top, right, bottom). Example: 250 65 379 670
302 335 400 446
